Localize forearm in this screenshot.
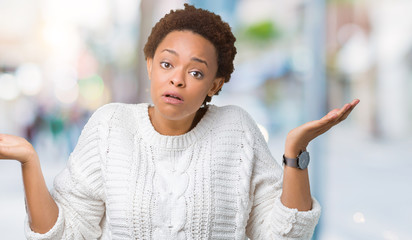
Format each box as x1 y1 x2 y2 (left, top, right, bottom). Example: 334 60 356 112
280 148 312 211
21 155 58 234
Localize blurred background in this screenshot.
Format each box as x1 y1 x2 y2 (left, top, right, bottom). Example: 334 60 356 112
0 0 411 239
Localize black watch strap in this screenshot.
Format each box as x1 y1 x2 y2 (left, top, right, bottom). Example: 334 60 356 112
283 155 299 168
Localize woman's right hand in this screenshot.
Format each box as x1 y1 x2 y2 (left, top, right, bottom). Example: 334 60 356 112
0 133 38 165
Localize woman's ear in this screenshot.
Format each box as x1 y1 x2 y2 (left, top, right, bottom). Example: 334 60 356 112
208 77 225 97
146 58 153 80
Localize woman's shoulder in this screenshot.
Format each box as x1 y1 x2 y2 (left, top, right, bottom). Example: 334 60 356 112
92 102 147 115
89 102 148 123
209 104 250 118
91 102 121 119
209 104 266 144
209 104 257 127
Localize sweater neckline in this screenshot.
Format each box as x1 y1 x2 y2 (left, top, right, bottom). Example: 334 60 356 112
138 103 216 149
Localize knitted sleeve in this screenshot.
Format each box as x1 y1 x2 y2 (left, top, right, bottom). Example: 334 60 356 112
240 110 321 240
24 103 118 239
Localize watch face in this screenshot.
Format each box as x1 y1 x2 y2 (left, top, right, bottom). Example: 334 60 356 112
298 151 310 169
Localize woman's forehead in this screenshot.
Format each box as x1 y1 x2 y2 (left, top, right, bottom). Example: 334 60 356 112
155 30 218 63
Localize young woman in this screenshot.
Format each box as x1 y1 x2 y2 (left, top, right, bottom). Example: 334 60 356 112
0 4 359 239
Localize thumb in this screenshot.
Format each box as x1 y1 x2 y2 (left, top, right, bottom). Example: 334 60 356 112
321 108 340 121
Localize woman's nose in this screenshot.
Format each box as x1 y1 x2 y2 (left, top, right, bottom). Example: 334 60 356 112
170 70 186 87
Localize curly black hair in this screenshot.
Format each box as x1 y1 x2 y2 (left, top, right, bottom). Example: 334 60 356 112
144 3 237 105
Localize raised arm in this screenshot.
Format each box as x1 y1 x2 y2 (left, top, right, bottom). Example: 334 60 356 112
244 99 359 239
0 134 58 233
281 99 360 211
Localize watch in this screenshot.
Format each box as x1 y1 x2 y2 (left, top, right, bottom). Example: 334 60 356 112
282 150 310 170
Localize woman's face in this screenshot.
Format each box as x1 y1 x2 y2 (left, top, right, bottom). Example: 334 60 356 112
147 30 223 121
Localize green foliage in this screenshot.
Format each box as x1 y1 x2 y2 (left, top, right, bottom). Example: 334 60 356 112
241 20 281 42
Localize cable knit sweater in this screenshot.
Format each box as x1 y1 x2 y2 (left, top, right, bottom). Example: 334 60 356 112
25 103 321 240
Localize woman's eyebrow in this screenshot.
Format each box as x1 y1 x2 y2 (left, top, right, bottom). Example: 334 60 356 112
162 49 178 55
161 49 208 68
191 57 208 68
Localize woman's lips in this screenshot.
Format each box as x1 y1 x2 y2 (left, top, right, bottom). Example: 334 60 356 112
162 92 184 104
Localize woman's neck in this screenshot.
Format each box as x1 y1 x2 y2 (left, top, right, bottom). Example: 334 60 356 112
148 106 207 136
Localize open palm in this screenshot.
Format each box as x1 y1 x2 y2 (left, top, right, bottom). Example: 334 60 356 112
0 134 36 164
285 99 360 155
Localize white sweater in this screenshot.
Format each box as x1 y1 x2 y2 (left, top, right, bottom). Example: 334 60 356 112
25 103 321 240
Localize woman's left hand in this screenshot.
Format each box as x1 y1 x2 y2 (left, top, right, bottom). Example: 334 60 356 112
284 99 360 158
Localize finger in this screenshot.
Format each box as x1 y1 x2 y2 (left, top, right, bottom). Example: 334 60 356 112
324 104 349 125
338 105 355 122
345 99 360 111
350 98 360 106
306 119 335 136
336 99 360 122
320 108 340 121
306 98 360 129
305 99 360 139
320 100 356 127
333 100 356 120
314 109 342 133
335 104 351 121
328 109 341 117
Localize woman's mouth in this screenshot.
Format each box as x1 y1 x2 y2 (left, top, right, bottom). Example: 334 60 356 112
165 94 182 100
162 92 184 104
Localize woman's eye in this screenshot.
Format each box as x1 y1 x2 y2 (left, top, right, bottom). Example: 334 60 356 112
160 62 172 69
190 71 203 79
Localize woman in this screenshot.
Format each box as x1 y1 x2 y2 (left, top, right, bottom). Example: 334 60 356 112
0 4 359 239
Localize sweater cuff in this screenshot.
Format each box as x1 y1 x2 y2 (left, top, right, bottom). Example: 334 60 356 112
270 196 321 238
25 202 64 240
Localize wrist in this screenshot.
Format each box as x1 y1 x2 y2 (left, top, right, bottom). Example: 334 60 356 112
285 133 308 158
284 146 306 159
283 149 310 170
284 150 299 159
21 151 39 168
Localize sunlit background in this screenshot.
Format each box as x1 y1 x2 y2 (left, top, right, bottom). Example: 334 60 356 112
1 0 411 239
